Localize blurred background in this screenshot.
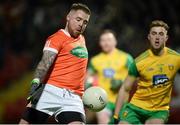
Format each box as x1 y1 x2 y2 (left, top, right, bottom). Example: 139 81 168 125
0 0 180 123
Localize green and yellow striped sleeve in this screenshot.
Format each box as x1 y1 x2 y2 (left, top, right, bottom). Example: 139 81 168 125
126 54 134 68
128 60 139 77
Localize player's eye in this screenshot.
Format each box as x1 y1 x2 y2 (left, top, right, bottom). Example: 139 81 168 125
159 32 164 36
151 32 156 35
76 17 81 22
83 20 88 25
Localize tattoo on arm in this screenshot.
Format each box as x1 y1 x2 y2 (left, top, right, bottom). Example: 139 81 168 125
34 50 57 82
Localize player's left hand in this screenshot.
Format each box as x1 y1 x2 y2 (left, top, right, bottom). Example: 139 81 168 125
27 78 42 102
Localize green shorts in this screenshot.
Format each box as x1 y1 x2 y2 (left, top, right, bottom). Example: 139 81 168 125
106 101 115 112
120 103 169 124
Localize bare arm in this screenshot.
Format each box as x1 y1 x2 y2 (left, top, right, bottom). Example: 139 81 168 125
114 75 136 117
34 50 57 82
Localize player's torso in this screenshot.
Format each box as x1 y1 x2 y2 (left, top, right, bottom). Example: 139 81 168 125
46 30 88 96
92 49 129 103
131 47 180 110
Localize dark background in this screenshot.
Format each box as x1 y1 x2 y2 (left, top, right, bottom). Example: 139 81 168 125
0 0 180 123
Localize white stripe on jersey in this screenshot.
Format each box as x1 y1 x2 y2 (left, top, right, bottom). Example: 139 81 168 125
43 47 58 54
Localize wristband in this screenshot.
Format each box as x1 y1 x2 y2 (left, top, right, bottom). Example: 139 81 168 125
31 78 40 84
113 114 119 119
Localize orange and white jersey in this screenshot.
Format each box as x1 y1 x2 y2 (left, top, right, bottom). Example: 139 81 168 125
43 29 88 96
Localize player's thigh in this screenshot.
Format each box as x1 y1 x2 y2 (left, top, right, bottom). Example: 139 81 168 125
119 121 132 124
85 108 96 123
119 103 142 124
102 102 116 124
55 111 85 124
20 107 50 124
145 110 169 124
69 121 85 125
145 118 164 124
96 107 111 124
19 118 29 124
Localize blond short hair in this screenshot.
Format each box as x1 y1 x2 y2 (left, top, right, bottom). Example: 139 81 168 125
70 3 91 15
150 20 169 31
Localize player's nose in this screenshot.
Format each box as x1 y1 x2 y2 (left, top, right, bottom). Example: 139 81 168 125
78 21 83 27
155 37 160 40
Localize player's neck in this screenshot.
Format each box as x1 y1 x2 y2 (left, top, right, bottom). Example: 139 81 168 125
150 47 165 56
63 27 71 37
64 27 80 38
103 48 116 55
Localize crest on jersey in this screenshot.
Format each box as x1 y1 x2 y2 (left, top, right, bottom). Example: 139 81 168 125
168 64 174 70
152 74 169 86
70 46 88 58
123 111 128 118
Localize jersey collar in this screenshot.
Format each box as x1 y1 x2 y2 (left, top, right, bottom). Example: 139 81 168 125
149 47 167 57
60 29 81 40
60 29 71 37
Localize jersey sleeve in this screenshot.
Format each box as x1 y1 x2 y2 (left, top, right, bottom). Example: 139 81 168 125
43 35 62 54
126 54 134 68
88 59 97 74
128 59 139 77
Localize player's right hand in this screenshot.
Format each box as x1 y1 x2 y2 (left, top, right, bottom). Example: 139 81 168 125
85 77 94 89
110 79 123 92
27 78 41 102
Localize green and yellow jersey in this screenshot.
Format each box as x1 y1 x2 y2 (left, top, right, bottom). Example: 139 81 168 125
129 47 180 111
89 48 133 103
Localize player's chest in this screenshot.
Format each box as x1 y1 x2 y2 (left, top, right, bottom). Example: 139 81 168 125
95 57 126 77
60 39 88 59
138 57 178 86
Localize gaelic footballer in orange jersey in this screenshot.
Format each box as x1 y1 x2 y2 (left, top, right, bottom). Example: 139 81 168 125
44 29 88 96
19 3 91 124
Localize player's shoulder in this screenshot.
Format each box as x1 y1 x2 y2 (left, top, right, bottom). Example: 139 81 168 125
117 49 130 56
135 50 150 63
91 51 109 65
116 49 134 61
47 29 68 41
166 47 180 56
91 52 103 61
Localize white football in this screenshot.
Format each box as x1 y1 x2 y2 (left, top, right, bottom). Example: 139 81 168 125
82 86 108 112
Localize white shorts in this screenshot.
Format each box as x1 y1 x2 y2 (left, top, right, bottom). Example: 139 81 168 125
31 84 85 119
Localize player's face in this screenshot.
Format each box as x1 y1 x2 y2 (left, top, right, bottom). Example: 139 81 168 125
67 10 90 38
99 33 117 53
148 26 168 50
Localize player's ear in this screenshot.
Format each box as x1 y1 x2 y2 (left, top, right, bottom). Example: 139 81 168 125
66 14 70 21
66 11 72 21
67 10 74 21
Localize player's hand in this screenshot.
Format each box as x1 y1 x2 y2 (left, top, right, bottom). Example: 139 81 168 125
27 78 41 102
110 79 123 92
112 114 120 124
85 77 94 89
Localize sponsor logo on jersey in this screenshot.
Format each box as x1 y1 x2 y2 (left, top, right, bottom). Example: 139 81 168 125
70 46 88 58
152 74 169 86
103 68 115 78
